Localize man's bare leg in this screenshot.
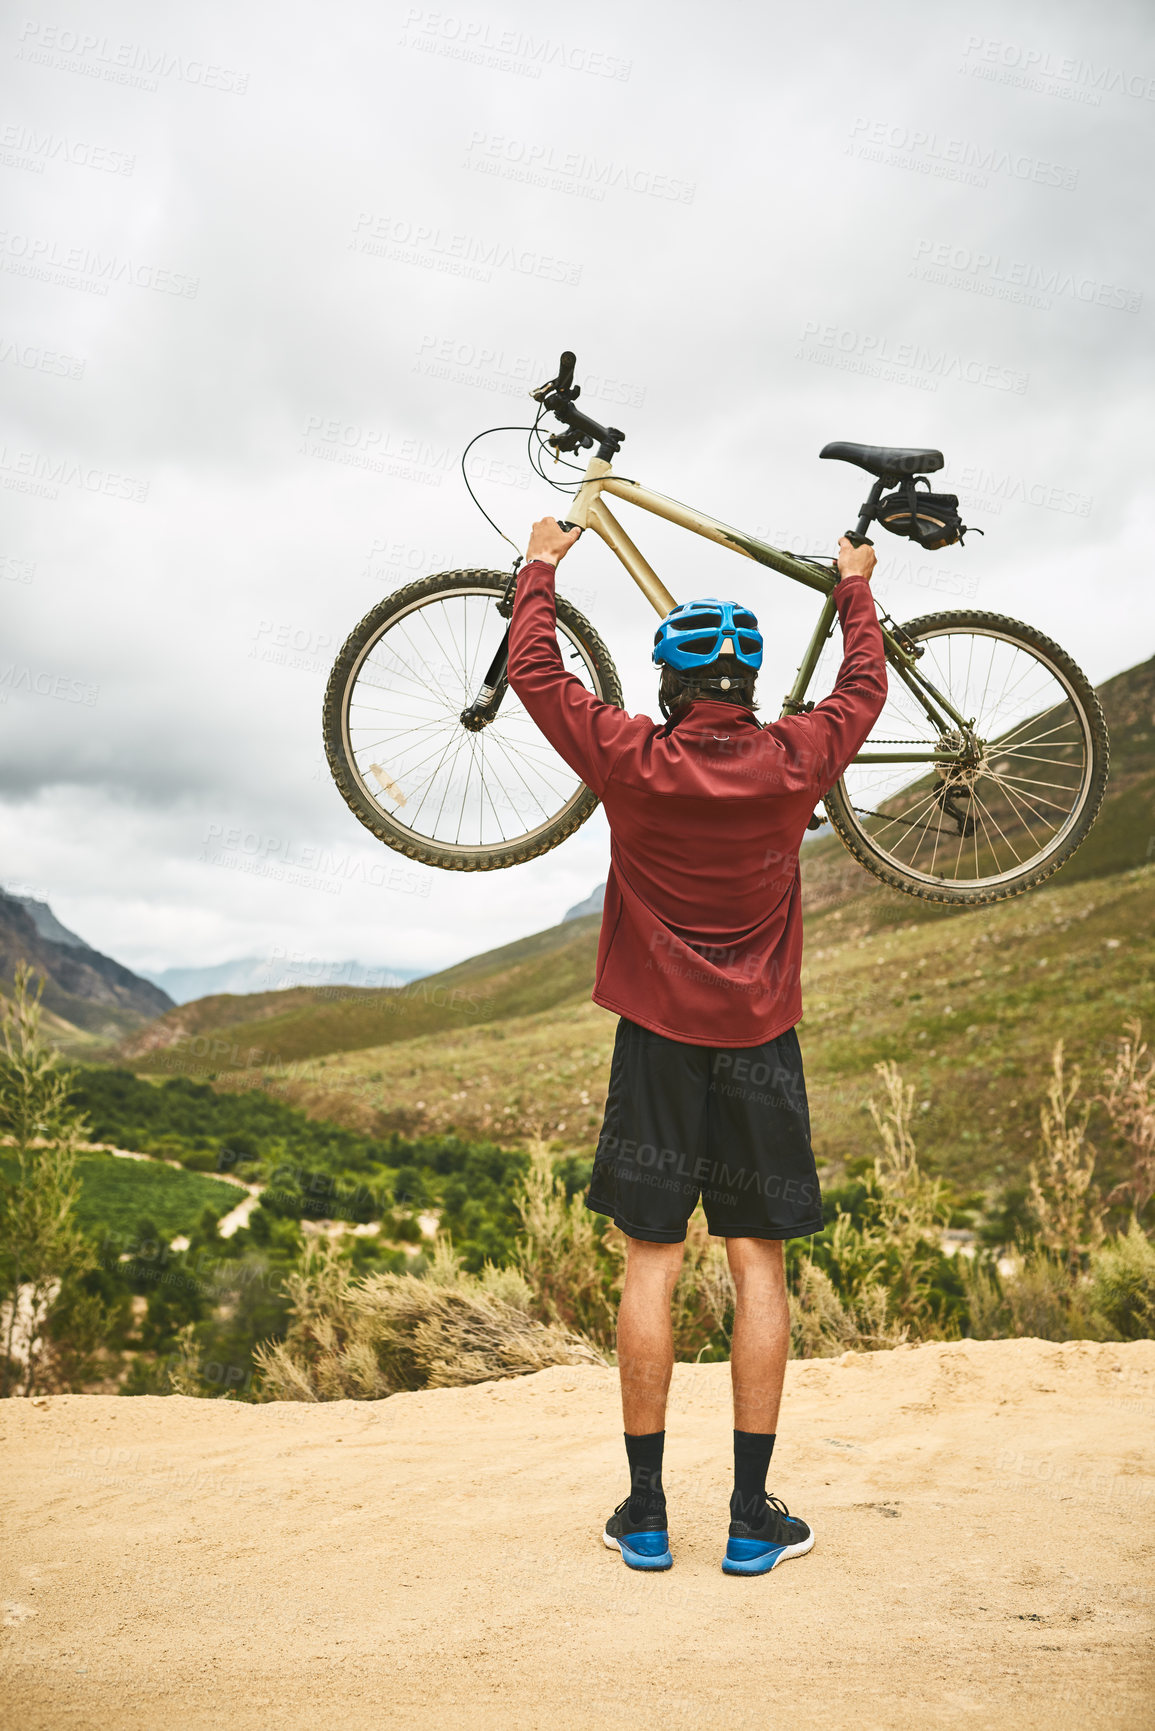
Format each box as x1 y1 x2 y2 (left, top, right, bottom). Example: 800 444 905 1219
602 1236 684 1566
726 1237 790 1432
616 1236 685 1433
721 1238 813 1570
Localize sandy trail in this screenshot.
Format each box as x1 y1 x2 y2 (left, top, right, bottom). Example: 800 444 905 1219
2 1338 1153 1730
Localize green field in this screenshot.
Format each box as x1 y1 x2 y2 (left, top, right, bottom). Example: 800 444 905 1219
0 1150 243 1242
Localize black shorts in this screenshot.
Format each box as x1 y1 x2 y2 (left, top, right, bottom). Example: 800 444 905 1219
586 1017 823 1244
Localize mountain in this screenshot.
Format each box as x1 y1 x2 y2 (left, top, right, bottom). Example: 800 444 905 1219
562 883 606 922
0 892 173 1038
142 957 424 1005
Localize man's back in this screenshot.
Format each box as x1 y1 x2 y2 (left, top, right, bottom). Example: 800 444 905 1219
508 558 886 1044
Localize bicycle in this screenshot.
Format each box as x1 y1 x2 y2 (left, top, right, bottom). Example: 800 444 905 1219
323 350 1109 905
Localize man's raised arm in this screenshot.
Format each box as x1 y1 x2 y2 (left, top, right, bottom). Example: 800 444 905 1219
507 517 637 796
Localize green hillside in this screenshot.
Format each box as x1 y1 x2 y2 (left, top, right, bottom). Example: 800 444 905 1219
227 864 1153 1197
120 914 602 1074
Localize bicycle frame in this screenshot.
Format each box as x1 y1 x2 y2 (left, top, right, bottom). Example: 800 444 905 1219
565 457 973 767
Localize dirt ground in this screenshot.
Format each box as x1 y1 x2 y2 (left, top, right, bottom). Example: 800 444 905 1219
2 1338 1153 1730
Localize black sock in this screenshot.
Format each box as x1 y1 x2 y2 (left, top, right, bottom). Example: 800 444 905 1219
731 1430 775 1524
624 1430 666 1521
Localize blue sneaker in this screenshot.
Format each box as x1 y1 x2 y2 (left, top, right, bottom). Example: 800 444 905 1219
603 1498 673 1571
722 1495 814 1576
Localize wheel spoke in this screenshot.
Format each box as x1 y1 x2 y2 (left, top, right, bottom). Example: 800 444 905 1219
336 582 605 856
833 621 1096 893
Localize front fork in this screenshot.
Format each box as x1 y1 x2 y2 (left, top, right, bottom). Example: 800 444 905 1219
460 627 511 732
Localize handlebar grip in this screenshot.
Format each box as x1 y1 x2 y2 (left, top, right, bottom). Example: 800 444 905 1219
557 521 581 534
556 351 576 394
842 531 875 548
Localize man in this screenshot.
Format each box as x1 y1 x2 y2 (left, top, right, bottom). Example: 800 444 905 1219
508 519 885 1575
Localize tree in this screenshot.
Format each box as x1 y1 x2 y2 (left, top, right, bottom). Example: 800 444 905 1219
0 965 98 1396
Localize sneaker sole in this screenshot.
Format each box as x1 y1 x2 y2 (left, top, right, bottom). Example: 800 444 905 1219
721 1527 815 1576
603 1532 673 1572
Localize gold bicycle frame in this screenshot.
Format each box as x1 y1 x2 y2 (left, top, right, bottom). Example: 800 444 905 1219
565 456 972 763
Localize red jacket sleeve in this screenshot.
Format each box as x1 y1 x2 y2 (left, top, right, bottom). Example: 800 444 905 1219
763 576 888 794
507 559 640 797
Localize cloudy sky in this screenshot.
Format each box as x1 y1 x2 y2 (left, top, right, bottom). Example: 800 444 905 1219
1 0 1152 980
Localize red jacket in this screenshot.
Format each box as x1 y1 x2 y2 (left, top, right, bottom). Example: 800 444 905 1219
508 561 887 1046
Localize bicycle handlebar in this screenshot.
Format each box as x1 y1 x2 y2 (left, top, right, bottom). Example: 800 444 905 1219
531 349 625 461
554 349 576 395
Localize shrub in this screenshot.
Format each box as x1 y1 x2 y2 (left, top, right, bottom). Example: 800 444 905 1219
1028 1041 1104 1266
514 1139 619 1351
961 1249 1111 1343
252 1240 605 1401
789 1254 904 1358
1100 1020 1155 1218
1088 1221 1155 1339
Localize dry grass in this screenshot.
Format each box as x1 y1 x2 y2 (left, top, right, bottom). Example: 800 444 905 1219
253 1240 605 1401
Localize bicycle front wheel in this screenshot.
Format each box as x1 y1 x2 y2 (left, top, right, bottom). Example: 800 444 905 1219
823 610 1109 906
322 569 622 871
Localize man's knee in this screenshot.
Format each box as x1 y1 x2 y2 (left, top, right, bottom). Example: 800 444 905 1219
726 1235 786 1287
624 1235 686 1287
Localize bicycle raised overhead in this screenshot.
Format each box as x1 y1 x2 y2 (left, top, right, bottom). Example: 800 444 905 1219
323 350 1108 905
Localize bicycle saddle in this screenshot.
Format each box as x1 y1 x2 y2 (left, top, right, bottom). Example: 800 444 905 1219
820 441 944 483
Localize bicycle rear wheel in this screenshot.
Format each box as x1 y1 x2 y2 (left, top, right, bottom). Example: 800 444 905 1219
823 610 1109 906
322 569 622 871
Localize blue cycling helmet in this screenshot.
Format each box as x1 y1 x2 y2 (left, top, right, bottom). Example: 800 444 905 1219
652 598 764 672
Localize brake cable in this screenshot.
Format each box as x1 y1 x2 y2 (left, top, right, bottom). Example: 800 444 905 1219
459 422 538 573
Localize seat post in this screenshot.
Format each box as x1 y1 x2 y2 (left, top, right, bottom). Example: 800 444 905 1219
855 479 886 540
